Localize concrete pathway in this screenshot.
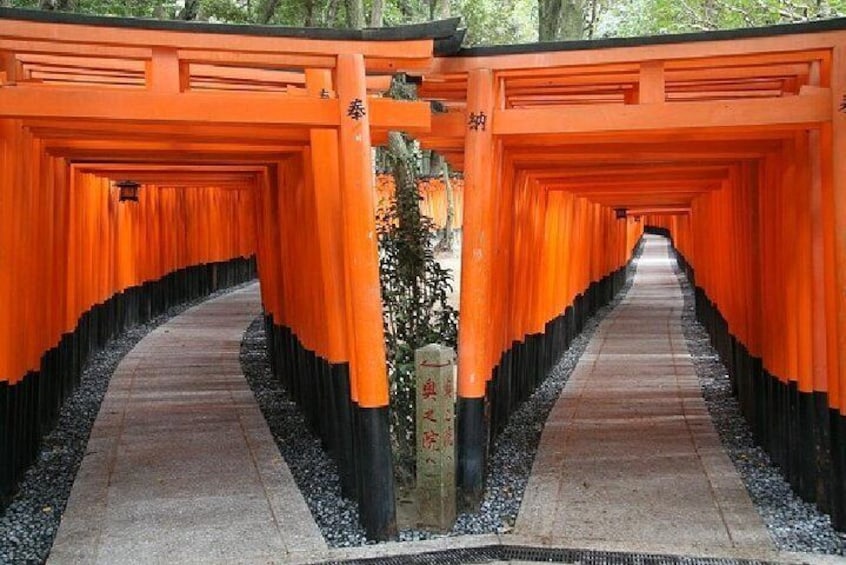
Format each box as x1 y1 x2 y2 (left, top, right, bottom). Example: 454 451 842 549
50 284 326 565
515 235 774 557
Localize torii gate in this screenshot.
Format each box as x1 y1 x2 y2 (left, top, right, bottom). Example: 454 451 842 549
0 8 463 540
415 20 846 529
3 7 846 540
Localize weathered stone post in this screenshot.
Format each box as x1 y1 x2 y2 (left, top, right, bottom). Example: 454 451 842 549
415 343 457 531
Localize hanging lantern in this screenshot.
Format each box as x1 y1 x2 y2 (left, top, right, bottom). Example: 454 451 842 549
614 207 627 220
115 180 141 202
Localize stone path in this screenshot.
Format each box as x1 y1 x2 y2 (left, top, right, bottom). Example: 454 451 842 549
49 284 326 565
515 235 774 557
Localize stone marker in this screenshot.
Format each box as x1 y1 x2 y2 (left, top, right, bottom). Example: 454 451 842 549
415 343 457 532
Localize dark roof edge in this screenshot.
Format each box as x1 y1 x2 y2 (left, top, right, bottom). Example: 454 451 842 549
456 17 846 57
0 8 462 43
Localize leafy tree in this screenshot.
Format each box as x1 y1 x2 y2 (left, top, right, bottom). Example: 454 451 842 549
377 77 459 486
376 145 458 485
596 0 846 37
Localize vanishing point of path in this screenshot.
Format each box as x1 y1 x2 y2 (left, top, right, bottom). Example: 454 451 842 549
515 236 775 558
49 284 326 564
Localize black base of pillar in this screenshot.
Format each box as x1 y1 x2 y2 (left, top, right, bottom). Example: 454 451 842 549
668 238 846 533
331 364 357 501
457 396 486 511
355 405 397 541
832 412 846 530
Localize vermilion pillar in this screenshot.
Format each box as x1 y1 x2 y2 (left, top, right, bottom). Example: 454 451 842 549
335 53 396 540
305 68 357 499
457 67 496 508
828 44 846 529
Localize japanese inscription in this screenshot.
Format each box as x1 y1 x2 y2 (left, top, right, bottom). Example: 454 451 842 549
346 98 367 120
468 111 487 131
415 343 457 531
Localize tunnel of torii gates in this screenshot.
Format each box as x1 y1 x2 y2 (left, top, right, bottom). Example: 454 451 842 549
2 6 846 542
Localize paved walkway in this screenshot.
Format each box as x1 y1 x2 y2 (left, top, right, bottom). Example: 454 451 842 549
515 235 774 557
50 284 326 565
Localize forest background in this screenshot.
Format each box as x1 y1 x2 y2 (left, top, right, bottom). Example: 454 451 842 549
5 0 846 45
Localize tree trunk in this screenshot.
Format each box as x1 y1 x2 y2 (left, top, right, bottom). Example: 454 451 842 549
539 0 584 41
560 0 584 39
371 0 384 27
304 0 317 26
432 0 450 19
538 0 562 41
585 0 599 39
261 0 281 24
178 0 200 20
435 156 455 252
345 0 365 29
325 0 340 26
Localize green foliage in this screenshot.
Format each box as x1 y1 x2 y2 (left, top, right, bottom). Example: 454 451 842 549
13 0 846 45
376 152 458 485
377 82 458 486
596 0 846 37
455 0 538 45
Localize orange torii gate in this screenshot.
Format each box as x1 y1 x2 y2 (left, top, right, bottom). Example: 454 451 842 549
414 20 846 528
3 6 846 541
0 8 464 539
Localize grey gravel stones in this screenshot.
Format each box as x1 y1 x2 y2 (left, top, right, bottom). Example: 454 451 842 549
238 272 633 547
675 264 846 556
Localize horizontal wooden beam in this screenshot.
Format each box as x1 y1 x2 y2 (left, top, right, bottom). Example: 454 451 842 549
0 86 432 131
46 140 304 162
0 18 435 59
25 119 313 143
434 36 832 73
369 97 431 133
0 86 338 125
494 91 830 135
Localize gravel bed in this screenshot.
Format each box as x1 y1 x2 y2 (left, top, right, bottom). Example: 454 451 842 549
674 257 846 556
0 282 254 565
239 319 369 547
239 264 639 547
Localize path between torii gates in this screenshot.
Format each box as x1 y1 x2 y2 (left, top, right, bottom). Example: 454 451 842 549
49 237 777 564
515 235 773 556
49 285 326 564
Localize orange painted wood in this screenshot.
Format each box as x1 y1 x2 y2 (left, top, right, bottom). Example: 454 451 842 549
457 67 496 399
336 53 388 409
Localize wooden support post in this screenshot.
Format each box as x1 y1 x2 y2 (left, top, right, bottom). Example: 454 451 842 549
827 44 846 530
335 53 396 541
638 60 665 104
145 47 187 93
0 51 17 84
304 68 357 500
456 67 495 510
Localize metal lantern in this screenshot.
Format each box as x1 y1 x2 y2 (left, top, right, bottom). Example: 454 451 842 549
614 207 627 220
116 180 141 202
